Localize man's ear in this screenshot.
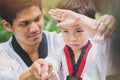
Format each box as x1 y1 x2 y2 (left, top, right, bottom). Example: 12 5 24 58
1 20 13 32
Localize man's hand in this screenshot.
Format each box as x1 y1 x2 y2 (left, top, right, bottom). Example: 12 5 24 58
19 58 59 80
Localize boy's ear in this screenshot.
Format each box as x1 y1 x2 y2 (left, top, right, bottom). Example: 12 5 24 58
1 20 13 32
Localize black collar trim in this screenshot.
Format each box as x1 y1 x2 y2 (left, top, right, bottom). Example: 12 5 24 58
11 32 48 67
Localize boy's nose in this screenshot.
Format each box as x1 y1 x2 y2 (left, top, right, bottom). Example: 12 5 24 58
70 35 77 42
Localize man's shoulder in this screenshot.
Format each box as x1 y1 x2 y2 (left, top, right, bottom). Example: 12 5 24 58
43 30 63 41
43 30 65 48
0 38 12 50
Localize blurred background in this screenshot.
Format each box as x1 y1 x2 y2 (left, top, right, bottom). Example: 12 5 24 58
0 0 120 79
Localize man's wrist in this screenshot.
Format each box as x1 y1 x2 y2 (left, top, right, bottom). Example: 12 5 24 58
19 68 34 80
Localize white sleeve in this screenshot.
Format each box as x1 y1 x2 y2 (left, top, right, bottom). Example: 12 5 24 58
0 49 20 80
91 34 120 75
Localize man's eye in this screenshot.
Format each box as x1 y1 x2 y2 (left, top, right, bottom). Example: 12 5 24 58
19 22 29 27
35 17 40 22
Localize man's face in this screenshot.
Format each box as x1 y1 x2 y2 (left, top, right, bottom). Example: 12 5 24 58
61 24 89 51
11 6 44 46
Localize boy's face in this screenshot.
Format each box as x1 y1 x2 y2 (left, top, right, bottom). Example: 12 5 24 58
6 6 44 46
61 25 89 51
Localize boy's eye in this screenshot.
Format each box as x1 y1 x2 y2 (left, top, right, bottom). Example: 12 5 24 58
63 30 68 33
76 30 83 33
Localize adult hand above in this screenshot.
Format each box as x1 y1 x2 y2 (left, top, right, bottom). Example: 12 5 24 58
96 14 115 38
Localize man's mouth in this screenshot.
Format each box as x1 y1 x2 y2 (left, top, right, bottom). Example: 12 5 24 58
28 32 41 38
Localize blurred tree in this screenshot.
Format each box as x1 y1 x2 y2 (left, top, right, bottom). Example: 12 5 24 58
92 0 119 14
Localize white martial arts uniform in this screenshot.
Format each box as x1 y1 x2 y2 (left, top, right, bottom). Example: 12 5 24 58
0 31 65 80
55 35 120 80
0 30 119 80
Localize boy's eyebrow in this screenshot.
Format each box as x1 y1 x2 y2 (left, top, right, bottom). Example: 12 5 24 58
75 27 83 30
61 26 83 30
61 27 68 30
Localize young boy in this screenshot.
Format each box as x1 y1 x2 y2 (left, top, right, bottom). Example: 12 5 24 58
49 0 119 80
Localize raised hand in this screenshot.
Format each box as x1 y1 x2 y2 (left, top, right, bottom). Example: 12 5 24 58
96 14 115 38
49 9 115 38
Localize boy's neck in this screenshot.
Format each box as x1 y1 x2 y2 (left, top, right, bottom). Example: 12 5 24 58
73 49 82 63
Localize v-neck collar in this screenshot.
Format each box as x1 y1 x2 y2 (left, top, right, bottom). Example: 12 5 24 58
64 40 92 77
11 32 48 67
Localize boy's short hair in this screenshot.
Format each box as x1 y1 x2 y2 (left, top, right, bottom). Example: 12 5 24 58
0 0 42 25
58 0 96 19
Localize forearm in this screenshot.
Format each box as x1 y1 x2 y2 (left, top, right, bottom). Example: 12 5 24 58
78 14 97 35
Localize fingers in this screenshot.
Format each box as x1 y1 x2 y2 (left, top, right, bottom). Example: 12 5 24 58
48 63 53 74
104 16 115 38
29 59 50 80
40 63 55 80
97 14 115 38
97 15 110 35
98 22 107 36
49 9 69 22
98 14 110 23
29 62 42 80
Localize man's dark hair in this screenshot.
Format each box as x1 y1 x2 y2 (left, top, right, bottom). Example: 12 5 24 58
0 0 42 25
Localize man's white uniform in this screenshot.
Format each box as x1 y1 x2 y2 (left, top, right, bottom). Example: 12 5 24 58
0 31 65 80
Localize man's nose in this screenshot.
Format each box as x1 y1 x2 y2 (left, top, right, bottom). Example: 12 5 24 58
29 22 40 32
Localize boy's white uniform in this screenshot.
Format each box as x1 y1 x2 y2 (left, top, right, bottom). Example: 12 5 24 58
0 31 65 80
57 35 120 80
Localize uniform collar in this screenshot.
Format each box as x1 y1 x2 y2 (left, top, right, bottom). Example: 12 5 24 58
11 32 48 67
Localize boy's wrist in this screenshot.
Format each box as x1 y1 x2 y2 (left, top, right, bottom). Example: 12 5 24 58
78 14 97 35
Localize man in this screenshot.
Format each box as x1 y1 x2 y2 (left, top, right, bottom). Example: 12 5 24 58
0 0 115 80
0 0 62 80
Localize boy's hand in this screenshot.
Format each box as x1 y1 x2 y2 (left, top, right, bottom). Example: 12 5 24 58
49 9 81 27
49 9 115 39
48 9 96 34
